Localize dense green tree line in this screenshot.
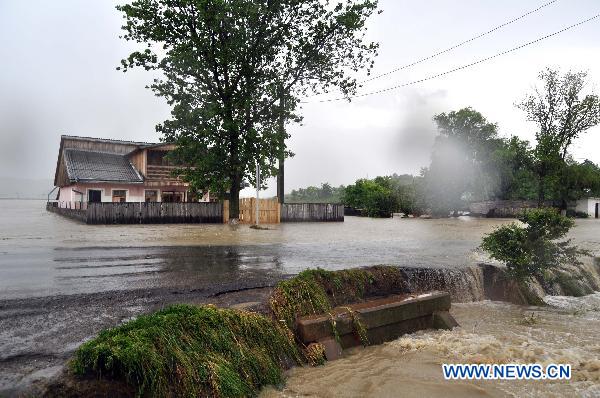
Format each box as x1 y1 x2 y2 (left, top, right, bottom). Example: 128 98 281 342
337 68 600 217
293 134 600 218
285 183 344 203
338 114 600 218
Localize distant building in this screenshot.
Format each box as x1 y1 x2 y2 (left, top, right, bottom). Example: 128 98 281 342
572 197 600 219
52 135 208 203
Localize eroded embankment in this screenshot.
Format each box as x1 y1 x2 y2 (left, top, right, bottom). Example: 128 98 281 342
42 267 415 397
401 258 600 305
263 296 600 398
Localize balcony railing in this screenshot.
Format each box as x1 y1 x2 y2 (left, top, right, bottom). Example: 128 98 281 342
146 165 182 180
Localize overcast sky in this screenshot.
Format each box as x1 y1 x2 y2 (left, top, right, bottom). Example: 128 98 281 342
0 0 599 197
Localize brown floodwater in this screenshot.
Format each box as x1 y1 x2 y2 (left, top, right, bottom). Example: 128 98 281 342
1 200 599 395
1 200 598 299
262 293 600 398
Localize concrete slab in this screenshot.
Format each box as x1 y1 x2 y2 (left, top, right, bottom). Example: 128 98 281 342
296 291 457 351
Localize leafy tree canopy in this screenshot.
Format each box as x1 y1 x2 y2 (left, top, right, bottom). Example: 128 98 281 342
285 183 344 203
423 107 502 215
518 68 600 205
117 0 380 219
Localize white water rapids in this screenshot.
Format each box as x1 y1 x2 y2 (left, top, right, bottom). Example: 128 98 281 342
262 293 600 398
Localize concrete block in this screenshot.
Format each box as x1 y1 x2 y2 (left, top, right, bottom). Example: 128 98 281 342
296 292 451 342
432 311 459 330
317 337 343 361
296 291 453 347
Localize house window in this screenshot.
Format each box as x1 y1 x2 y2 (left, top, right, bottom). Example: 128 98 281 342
112 190 127 203
145 190 158 202
88 189 102 203
161 191 184 203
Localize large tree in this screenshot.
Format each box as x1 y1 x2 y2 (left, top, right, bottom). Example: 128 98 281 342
518 68 600 206
423 107 501 215
489 136 537 201
117 0 379 220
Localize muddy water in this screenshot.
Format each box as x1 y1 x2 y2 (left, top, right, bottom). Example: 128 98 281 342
0 200 520 299
1 200 598 299
1 200 599 394
262 294 600 398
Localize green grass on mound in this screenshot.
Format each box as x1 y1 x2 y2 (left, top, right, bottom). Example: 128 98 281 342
71 304 301 398
269 266 407 332
71 267 408 397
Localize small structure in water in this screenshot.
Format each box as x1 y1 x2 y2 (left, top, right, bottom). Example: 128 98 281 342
269 267 459 361
296 291 458 360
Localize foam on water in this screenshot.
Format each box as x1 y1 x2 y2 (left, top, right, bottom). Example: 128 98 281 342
543 292 600 319
263 295 600 398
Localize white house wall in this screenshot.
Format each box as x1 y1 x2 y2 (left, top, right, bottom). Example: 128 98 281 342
57 183 201 203
575 198 600 217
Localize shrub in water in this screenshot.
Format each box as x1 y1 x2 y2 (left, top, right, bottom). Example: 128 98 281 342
481 208 589 280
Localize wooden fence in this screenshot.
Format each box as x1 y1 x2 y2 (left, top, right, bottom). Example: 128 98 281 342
46 202 87 223
223 198 280 224
281 203 344 222
47 200 343 224
86 202 222 224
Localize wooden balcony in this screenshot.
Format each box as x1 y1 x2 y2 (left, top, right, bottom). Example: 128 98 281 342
146 165 181 181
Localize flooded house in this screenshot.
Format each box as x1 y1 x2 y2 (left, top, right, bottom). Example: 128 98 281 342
52 135 208 204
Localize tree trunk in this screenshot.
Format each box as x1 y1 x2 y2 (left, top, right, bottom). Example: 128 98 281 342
537 175 545 208
277 86 285 204
560 199 568 211
229 174 241 222
226 114 240 222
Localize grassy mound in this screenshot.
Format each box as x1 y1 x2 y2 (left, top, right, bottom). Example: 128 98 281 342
69 267 408 397
269 266 408 331
71 304 301 398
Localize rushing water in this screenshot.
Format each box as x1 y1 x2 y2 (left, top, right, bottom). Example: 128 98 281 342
262 294 600 398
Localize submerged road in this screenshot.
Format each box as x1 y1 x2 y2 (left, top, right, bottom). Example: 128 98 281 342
1 200 598 394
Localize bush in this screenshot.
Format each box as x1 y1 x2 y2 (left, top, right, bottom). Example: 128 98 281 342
481 208 588 280
342 178 398 217
566 209 589 218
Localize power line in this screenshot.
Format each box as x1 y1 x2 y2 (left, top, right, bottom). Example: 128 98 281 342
306 13 600 104
359 0 559 85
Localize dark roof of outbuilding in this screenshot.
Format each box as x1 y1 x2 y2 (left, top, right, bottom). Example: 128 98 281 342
64 149 143 183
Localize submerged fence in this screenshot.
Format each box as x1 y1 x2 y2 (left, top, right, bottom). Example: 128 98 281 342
468 200 554 218
281 203 344 222
47 201 222 224
47 201 344 224
46 202 87 223
86 202 223 224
